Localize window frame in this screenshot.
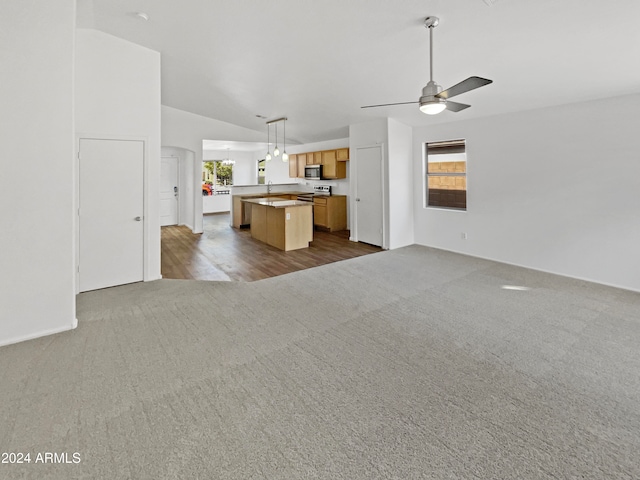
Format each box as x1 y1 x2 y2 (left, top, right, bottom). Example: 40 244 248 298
424 139 467 211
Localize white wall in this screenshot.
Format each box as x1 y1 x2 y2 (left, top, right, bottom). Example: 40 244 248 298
261 151 293 185
413 93 640 292
0 0 76 346
162 106 265 233
203 194 231 214
387 118 414 249
75 29 162 281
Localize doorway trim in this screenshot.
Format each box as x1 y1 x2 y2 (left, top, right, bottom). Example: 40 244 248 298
351 143 387 249
75 133 150 294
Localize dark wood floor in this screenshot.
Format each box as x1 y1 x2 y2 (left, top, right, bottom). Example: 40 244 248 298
161 213 382 281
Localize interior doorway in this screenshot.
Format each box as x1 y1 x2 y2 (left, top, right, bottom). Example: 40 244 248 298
78 138 144 292
160 156 179 226
354 145 384 247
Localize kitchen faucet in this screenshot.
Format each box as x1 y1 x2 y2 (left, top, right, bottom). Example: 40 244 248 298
267 180 273 194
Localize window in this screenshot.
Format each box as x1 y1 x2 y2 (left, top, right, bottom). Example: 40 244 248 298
425 139 466 210
202 161 233 196
257 158 266 185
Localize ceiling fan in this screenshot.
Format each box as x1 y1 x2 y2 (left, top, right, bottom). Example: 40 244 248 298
361 16 493 115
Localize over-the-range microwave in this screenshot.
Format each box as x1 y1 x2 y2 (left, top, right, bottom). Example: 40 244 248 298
304 164 323 180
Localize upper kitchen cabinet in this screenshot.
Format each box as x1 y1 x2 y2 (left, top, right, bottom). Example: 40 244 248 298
309 152 322 165
286 154 309 179
321 150 347 179
297 155 306 178
288 148 349 179
288 154 298 178
336 148 349 161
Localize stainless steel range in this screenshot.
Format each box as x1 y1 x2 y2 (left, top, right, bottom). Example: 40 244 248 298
296 185 331 203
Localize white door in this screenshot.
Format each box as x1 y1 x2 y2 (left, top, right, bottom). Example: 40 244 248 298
79 139 144 292
355 145 384 247
160 156 179 226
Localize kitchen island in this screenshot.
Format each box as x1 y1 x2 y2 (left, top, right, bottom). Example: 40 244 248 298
241 197 313 251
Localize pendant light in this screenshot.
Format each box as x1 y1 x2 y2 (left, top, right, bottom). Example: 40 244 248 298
273 123 280 157
222 148 235 165
282 118 289 161
265 124 272 162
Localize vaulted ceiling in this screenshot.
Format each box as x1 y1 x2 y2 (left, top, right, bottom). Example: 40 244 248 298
77 0 640 144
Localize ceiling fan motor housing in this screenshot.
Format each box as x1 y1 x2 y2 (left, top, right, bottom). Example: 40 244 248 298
419 80 446 107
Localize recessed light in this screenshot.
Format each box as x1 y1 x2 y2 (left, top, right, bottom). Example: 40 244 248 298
501 285 531 291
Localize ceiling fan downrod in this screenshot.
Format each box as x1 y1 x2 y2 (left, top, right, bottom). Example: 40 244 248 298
420 16 445 113
425 16 439 83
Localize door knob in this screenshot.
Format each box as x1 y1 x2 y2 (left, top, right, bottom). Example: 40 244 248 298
134 216 142 221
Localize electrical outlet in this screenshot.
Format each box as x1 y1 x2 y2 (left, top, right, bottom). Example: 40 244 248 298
286 213 291 220
461 232 467 240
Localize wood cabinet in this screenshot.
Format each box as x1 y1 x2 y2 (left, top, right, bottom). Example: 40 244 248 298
297 155 306 177
288 154 298 178
313 195 347 232
313 200 327 228
336 148 349 161
250 203 313 251
288 148 349 179
321 150 347 179
309 151 322 165
288 153 306 179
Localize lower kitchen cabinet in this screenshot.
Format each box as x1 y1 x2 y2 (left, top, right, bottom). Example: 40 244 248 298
313 195 347 232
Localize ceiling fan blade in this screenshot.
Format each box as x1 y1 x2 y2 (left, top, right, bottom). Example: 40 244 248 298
436 76 493 99
361 101 418 109
445 101 471 112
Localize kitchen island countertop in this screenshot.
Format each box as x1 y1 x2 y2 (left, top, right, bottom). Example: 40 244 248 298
241 197 311 208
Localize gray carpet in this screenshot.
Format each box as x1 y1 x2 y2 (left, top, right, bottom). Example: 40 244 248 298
1 245 639 479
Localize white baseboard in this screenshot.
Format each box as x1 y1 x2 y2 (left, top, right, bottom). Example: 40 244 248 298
0 320 78 348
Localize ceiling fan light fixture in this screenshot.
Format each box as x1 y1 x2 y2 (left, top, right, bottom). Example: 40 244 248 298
419 98 447 115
